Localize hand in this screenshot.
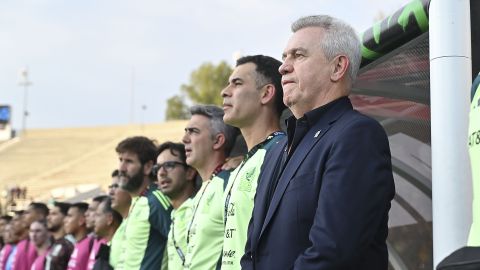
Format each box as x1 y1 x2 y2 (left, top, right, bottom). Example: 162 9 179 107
222 156 244 170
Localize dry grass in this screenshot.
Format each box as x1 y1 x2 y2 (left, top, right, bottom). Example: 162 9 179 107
0 121 187 201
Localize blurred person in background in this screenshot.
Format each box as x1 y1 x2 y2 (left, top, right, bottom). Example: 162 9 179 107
65 202 91 270
12 203 49 270
29 219 53 270
155 142 197 269
85 196 107 270
45 202 74 270
108 170 131 218
0 216 12 250
0 221 18 270
5 213 25 270
91 197 122 270
86 196 108 236
106 169 131 269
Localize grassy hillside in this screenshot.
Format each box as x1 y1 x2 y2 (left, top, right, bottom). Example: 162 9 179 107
0 121 187 202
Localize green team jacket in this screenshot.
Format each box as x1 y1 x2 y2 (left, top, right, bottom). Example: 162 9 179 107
166 198 193 269
184 170 231 270
116 184 172 270
221 133 285 270
469 74 480 245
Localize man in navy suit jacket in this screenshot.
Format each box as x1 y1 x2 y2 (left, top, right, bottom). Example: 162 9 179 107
240 15 395 270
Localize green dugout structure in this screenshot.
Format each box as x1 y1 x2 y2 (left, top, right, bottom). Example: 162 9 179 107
352 0 479 268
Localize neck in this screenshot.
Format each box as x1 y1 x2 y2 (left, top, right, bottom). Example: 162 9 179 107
241 114 281 151
51 228 65 240
129 177 150 197
118 205 130 219
170 186 195 209
292 87 346 119
103 228 117 243
73 229 87 242
36 239 51 255
197 154 225 181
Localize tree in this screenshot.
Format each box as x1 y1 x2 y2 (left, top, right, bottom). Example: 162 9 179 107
165 61 233 120
181 61 232 105
165 95 189 120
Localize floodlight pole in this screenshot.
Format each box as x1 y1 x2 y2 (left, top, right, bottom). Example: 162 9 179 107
18 68 32 135
430 0 472 267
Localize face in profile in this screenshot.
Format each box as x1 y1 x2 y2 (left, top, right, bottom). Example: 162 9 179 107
182 114 217 170
222 62 263 128
93 201 111 238
109 176 131 213
280 27 333 115
118 151 145 192
85 201 100 230
47 206 65 232
63 207 84 235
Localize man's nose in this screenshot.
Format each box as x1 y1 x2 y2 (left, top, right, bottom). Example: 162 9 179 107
279 61 293 75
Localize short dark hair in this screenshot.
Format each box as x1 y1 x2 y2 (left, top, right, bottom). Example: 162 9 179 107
236 55 286 116
115 136 157 165
92 195 108 203
53 202 71 216
157 142 187 164
70 202 89 215
29 202 49 217
111 169 120 178
100 197 123 225
31 219 48 229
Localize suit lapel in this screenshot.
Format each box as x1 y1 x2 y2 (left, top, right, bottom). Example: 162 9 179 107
251 140 287 249
258 98 353 241
259 121 331 239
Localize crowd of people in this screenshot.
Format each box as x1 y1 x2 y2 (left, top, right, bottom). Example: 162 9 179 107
0 14 395 270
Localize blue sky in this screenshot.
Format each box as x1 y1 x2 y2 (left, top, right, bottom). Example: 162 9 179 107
0 0 409 130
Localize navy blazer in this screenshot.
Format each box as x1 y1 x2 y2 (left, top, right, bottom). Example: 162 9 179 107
241 98 395 270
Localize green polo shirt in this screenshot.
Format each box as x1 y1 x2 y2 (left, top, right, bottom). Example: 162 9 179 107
469 74 480 245
221 134 285 270
184 170 230 270
166 198 193 269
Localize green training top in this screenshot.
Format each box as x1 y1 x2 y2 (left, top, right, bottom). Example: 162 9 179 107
221 133 285 270
116 184 172 270
109 217 126 268
469 74 480 245
166 198 193 269
184 170 230 270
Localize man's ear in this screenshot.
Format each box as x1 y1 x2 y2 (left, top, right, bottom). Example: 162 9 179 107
330 55 349 82
212 133 226 151
106 213 114 226
79 215 86 227
143 160 154 176
260 84 276 106
186 167 197 181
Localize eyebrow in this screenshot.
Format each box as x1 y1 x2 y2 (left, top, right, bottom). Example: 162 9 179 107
185 127 200 132
282 47 307 60
229 77 243 84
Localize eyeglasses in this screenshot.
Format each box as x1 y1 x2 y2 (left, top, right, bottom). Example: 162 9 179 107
152 161 187 174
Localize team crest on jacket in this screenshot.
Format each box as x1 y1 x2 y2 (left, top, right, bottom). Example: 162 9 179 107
238 168 256 192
